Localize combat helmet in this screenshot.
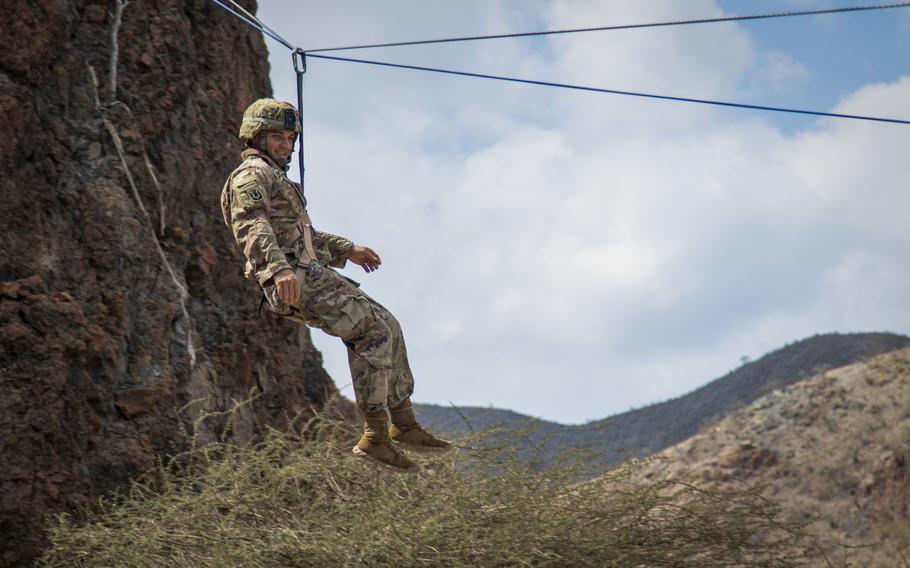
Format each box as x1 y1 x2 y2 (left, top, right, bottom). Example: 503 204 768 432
239 98 301 142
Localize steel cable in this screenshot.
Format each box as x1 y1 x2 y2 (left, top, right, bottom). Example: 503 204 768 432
307 53 910 125
206 0 910 125
220 0 294 51
210 0 295 50
305 2 910 53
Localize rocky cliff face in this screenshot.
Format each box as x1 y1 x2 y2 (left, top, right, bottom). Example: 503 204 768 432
0 1 349 565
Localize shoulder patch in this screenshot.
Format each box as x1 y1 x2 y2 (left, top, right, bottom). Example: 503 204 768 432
245 185 264 202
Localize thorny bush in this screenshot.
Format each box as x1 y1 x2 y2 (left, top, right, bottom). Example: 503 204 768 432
40 400 826 567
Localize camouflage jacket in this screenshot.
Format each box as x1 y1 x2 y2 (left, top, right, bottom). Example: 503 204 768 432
221 149 353 286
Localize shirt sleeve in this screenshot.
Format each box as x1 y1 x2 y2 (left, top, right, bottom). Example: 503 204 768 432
229 167 292 285
313 230 354 268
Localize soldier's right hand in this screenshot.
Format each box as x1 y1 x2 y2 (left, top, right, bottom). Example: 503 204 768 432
274 268 300 305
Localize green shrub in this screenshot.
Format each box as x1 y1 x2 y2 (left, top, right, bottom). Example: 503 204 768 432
40 407 821 567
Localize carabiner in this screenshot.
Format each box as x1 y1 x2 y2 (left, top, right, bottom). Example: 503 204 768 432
292 48 307 75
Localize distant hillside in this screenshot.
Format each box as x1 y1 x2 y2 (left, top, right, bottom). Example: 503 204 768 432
634 344 910 566
415 332 910 466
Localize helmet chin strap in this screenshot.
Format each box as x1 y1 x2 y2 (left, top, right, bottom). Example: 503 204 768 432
285 142 296 172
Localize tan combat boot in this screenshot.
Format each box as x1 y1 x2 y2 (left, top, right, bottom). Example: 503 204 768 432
353 410 421 473
389 399 454 453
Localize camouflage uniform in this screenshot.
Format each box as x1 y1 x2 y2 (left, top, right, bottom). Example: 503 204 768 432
221 147 415 413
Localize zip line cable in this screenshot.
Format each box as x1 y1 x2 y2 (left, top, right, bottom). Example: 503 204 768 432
207 0 910 126
220 0 293 51
307 53 910 125
305 2 910 53
210 0 294 50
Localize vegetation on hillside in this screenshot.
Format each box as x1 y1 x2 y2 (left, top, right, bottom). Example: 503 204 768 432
40 403 827 568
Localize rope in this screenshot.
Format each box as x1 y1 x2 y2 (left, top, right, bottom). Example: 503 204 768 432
307 53 910 126
293 50 307 200
305 2 910 53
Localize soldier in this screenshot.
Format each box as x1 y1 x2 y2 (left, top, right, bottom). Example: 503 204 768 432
221 98 452 473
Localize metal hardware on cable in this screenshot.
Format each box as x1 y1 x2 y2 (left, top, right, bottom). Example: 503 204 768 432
292 48 307 202
307 53 910 126
304 2 910 53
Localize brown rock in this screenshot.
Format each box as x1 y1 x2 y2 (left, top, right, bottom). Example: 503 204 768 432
0 322 35 346
83 4 106 24
715 442 779 473
0 0 354 564
859 447 910 522
115 388 166 418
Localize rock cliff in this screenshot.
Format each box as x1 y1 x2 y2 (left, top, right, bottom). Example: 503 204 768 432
0 1 349 565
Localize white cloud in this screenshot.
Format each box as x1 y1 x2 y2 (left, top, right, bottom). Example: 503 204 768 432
255 1 910 423
757 51 810 92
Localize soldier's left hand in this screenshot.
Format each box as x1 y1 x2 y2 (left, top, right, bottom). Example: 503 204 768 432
348 245 382 273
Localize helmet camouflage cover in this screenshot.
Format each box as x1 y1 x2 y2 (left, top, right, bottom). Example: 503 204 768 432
239 98 301 141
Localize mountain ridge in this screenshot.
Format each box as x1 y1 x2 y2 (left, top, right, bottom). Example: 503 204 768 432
416 332 910 466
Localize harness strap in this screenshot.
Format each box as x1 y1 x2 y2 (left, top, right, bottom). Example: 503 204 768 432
297 211 318 264
302 225 317 262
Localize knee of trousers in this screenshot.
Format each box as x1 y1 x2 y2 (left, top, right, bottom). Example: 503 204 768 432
346 315 395 369
365 300 401 335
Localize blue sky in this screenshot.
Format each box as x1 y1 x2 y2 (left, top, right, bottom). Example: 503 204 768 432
252 1 910 423
716 0 910 130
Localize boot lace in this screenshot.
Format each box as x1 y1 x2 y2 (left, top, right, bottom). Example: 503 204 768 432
388 440 411 463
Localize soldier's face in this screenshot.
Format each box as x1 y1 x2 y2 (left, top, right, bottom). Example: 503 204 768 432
264 130 296 165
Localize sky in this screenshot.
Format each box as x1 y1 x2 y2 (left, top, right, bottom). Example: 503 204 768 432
250 0 910 424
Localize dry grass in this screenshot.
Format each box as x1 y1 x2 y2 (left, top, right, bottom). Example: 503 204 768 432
40 403 824 568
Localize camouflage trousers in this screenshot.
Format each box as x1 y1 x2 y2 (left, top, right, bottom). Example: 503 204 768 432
264 265 415 413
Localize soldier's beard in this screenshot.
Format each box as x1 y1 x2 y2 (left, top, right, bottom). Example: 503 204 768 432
265 148 292 169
